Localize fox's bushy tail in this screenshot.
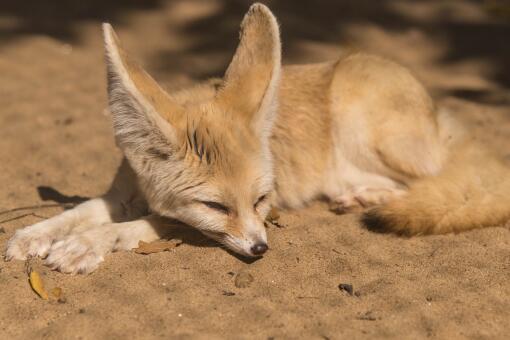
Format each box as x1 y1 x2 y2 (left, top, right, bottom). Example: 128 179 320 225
363 145 510 235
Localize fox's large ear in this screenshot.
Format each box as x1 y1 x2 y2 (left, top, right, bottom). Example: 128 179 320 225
103 24 183 164
217 3 281 139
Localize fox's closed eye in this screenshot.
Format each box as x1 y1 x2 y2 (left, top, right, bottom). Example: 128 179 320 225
254 194 268 208
201 201 230 214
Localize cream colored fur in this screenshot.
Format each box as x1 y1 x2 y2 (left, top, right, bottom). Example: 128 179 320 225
6 3 510 274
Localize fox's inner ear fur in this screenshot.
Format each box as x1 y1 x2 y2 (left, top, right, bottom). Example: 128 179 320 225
217 3 281 139
103 24 183 165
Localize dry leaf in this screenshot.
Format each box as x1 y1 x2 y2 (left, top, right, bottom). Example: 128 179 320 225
265 207 284 228
29 270 49 300
266 207 280 221
134 239 183 255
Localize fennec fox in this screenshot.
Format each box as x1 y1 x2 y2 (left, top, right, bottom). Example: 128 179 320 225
6 4 510 274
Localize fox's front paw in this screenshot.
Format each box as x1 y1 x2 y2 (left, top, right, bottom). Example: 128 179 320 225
45 235 105 274
330 187 407 215
329 194 365 214
5 229 54 261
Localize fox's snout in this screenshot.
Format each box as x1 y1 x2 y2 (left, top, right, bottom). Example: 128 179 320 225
220 216 270 257
241 214 269 257
240 238 269 257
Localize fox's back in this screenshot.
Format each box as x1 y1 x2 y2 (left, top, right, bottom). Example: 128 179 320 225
271 54 445 208
270 62 336 207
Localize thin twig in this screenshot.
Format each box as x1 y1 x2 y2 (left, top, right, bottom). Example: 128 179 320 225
0 212 49 225
429 246 442 258
0 203 75 217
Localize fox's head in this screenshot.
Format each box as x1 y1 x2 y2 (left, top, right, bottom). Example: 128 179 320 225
103 4 281 257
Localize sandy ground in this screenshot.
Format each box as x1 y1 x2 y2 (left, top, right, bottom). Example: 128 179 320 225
1 1 510 339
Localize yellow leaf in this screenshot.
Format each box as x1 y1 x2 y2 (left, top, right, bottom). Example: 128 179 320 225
29 270 49 300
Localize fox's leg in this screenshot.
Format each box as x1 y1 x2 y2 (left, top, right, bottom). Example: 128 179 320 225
329 186 407 214
6 158 145 261
44 215 168 274
6 195 128 260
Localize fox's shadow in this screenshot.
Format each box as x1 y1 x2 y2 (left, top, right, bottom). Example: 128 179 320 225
37 186 89 205
147 218 261 264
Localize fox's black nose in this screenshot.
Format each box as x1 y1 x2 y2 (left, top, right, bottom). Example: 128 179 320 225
251 243 268 255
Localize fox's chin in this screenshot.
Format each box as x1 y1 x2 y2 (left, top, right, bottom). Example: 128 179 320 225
231 247 262 258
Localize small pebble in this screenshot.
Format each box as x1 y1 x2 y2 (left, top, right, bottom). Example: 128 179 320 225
234 272 254 288
60 43 73 55
0 227 5 233
338 283 354 296
222 291 235 296
357 311 377 321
